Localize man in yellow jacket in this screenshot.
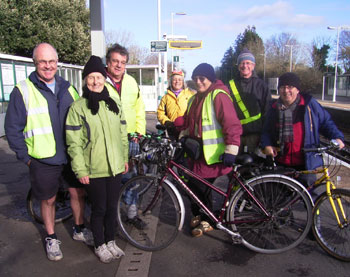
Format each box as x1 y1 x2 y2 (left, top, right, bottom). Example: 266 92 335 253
105 43 146 229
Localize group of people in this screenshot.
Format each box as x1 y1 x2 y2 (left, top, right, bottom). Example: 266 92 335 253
5 42 345 263
157 48 345 237
5 42 146 263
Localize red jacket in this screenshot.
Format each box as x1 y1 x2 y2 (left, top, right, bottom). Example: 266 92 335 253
179 80 242 178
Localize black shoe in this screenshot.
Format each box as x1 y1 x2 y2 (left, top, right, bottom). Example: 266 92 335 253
127 216 147 230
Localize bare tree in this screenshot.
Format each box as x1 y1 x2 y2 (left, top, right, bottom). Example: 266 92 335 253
105 29 156 65
339 31 350 73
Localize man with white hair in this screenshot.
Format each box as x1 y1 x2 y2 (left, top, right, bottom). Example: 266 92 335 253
5 43 92 261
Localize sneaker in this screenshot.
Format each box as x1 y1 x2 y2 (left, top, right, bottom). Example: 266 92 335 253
45 237 63 261
73 227 94 246
127 216 147 230
106 240 125 259
95 243 114 263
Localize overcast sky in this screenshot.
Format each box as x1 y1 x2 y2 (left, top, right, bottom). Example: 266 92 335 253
103 0 350 79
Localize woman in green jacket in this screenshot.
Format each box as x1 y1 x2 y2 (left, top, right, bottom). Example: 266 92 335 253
66 56 128 263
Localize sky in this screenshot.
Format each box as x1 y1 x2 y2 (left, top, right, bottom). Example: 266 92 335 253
103 0 350 80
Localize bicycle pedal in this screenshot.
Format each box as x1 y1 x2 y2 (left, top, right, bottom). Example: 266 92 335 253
231 233 242 244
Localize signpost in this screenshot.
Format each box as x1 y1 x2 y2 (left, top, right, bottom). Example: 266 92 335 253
168 40 202 50
150 41 167 52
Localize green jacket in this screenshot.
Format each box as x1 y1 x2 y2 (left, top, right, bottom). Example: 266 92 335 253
106 73 146 134
65 94 128 179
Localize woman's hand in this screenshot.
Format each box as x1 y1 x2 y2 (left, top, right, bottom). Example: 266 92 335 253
123 162 129 174
336 138 345 149
79 176 90 185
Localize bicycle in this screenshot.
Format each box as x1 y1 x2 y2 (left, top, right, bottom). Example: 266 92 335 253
116 134 313 253
296 141 350 261
26 185 73 224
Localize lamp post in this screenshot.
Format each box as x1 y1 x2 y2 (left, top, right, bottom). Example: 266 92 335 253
260 52 266 82
171 12 186 71
285 44 293 72
327 25 350 102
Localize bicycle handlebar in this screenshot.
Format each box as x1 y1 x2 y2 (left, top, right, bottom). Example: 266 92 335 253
303 139 340 153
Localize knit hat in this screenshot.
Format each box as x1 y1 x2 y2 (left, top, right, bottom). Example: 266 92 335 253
171 70 184 77
82 55 107 79
191 63 216 82
278 72 301 91
237 48 255 65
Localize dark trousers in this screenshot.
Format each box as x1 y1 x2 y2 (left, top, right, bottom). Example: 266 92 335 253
86 175 122 248
188 177 215 221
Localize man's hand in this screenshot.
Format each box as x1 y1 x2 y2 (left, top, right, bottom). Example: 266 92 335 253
263 146 278 157
123 162 129 174
336 138 345 149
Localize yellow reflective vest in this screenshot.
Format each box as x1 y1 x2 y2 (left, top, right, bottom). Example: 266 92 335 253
229 79 261 125
187 89 232 165
17 79 79 159
106 73 146 134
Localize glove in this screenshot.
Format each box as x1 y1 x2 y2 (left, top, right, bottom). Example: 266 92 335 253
220 153 236 166
164 121 175 129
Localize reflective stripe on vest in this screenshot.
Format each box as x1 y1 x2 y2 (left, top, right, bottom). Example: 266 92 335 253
229 79 261 125
187 90 231 165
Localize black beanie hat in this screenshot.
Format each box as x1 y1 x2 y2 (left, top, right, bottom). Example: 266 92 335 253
191 63 216 83
278 72 301 91
82 55 107 79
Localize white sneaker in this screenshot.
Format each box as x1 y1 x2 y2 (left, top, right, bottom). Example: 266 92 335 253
45 238 63 261
127 204 137 219
95 243 114 263
73 227 94 246
106 240 125 259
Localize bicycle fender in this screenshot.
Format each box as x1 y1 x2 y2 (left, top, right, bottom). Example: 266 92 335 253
163 178 185 230
246 174 314 206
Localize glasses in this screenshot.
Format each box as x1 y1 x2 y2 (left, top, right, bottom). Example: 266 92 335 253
35 59 58 66
279 85 295 91
192 76 207 82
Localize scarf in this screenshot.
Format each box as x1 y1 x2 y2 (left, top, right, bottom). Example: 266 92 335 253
82 85 119 115
276 94 300 154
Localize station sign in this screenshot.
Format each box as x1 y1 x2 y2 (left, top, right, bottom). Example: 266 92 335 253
169 40 202 50
150 41 167 52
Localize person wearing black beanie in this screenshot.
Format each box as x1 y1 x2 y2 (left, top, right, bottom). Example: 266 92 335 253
261 71 344 191
66 55 128 263
179 63 242 238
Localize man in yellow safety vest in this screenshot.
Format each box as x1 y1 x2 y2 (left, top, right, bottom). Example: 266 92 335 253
5 43 93 261
228 48 271 154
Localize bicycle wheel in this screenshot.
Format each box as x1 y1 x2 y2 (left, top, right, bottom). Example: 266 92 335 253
117 175 181 251
26 188 73 224
312 189 350 261
227 174 312 254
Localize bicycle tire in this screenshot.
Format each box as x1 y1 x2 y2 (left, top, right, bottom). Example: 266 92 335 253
227 174 312 254
312 188 350 261
117 175 181 251
26 188 73 224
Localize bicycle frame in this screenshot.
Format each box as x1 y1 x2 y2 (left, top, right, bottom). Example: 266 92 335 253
298 154 349 228
157 160 271 228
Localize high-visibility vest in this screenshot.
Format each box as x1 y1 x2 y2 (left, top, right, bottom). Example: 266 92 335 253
187 89 232 165
229 79 261 125
17 79 79 159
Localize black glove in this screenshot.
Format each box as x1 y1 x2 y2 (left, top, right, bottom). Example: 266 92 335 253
220 153 236 166
164 121 175 129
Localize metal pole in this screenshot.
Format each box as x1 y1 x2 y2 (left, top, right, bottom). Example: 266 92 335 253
157 0 162 105
322 75 325 101
290 45 293 72
333 27 340 102
171 12 174 71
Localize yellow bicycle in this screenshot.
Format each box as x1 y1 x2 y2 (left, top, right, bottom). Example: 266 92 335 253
298 140 350 261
